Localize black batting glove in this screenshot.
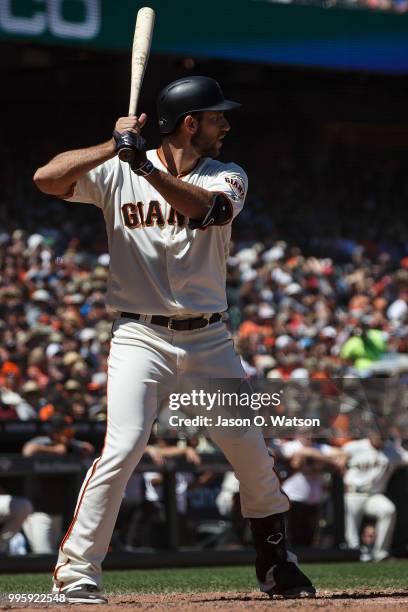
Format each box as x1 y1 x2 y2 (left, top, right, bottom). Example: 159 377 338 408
113 131 154 177
113 130 146 162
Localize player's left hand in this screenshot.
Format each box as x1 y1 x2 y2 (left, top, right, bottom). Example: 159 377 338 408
113 114 151 173
113 114 148 135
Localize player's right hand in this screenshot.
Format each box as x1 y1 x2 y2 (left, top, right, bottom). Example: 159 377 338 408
113 114 147 135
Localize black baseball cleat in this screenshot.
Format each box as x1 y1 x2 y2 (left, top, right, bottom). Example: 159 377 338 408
250 513 316 599
263 561 316 599
61 583 107 604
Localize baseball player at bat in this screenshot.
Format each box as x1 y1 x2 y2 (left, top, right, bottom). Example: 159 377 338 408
34 76 315 604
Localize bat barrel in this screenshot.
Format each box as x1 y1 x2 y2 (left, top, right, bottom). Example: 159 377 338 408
128 6 155 117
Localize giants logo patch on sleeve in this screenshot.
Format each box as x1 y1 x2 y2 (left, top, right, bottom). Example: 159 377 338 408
224 175 246 202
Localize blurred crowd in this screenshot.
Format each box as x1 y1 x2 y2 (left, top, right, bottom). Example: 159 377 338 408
2 150 408 424
0 229 112 423
2 204 408 427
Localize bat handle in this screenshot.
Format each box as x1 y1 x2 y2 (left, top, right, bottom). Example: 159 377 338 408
118 148 136 163
118 112 138 162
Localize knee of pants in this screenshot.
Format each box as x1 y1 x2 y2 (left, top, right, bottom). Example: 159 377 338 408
367 495 396 519
105 429 151 467
10 497 33 520
379 500 396 518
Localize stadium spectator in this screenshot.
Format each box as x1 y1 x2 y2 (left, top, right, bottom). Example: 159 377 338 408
21 415 94 553
214 471 251 545
343 432 408 560
359 522 377 562
144 439 201 513
340 317 388 372
141 439 201 546
0 362 25 417
15 381 41 420
115 444 165 550
216 471 240 518
274 435 347 546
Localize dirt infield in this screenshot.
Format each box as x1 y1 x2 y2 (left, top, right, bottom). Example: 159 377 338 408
3 589 408 611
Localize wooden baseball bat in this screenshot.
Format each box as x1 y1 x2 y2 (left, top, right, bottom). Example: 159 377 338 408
118 6 155 162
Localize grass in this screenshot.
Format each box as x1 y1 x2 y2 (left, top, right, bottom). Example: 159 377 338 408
0 561 407 595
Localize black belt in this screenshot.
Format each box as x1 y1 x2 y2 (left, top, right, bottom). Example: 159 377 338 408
120 312 222 331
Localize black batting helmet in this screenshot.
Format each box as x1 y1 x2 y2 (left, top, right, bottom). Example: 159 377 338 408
157 76 240 134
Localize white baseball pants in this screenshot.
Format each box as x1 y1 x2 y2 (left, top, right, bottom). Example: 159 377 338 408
0 495 33 553
23 512 63 554
53 318 289 590
345 492 396 560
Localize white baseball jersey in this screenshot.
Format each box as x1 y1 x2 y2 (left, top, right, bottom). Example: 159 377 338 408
343 438 408 494
66 149 248 316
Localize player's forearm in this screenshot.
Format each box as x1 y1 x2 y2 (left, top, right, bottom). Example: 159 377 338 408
146 169 213 220
298 447 334 465
159 446 185 458
22 443 60 456
33 139 116 196
297 447 323 460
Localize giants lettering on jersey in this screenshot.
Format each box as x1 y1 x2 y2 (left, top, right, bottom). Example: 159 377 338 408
122 202 185 229
224 175 245 202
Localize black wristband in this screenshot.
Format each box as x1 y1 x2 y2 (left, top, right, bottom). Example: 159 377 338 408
132 159 155 177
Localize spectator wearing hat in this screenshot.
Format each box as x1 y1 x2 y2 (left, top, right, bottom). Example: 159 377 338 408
340 318 387 372
0 362 26 418
26 347 49 389
78 328 98 366
21 415 94 553
26 289 53 327
14 381 41 420
0 361 21 390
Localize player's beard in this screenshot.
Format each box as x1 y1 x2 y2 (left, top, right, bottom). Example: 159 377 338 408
191 125 222 159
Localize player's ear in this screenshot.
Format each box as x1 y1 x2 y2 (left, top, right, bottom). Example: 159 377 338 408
183 114 200 134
